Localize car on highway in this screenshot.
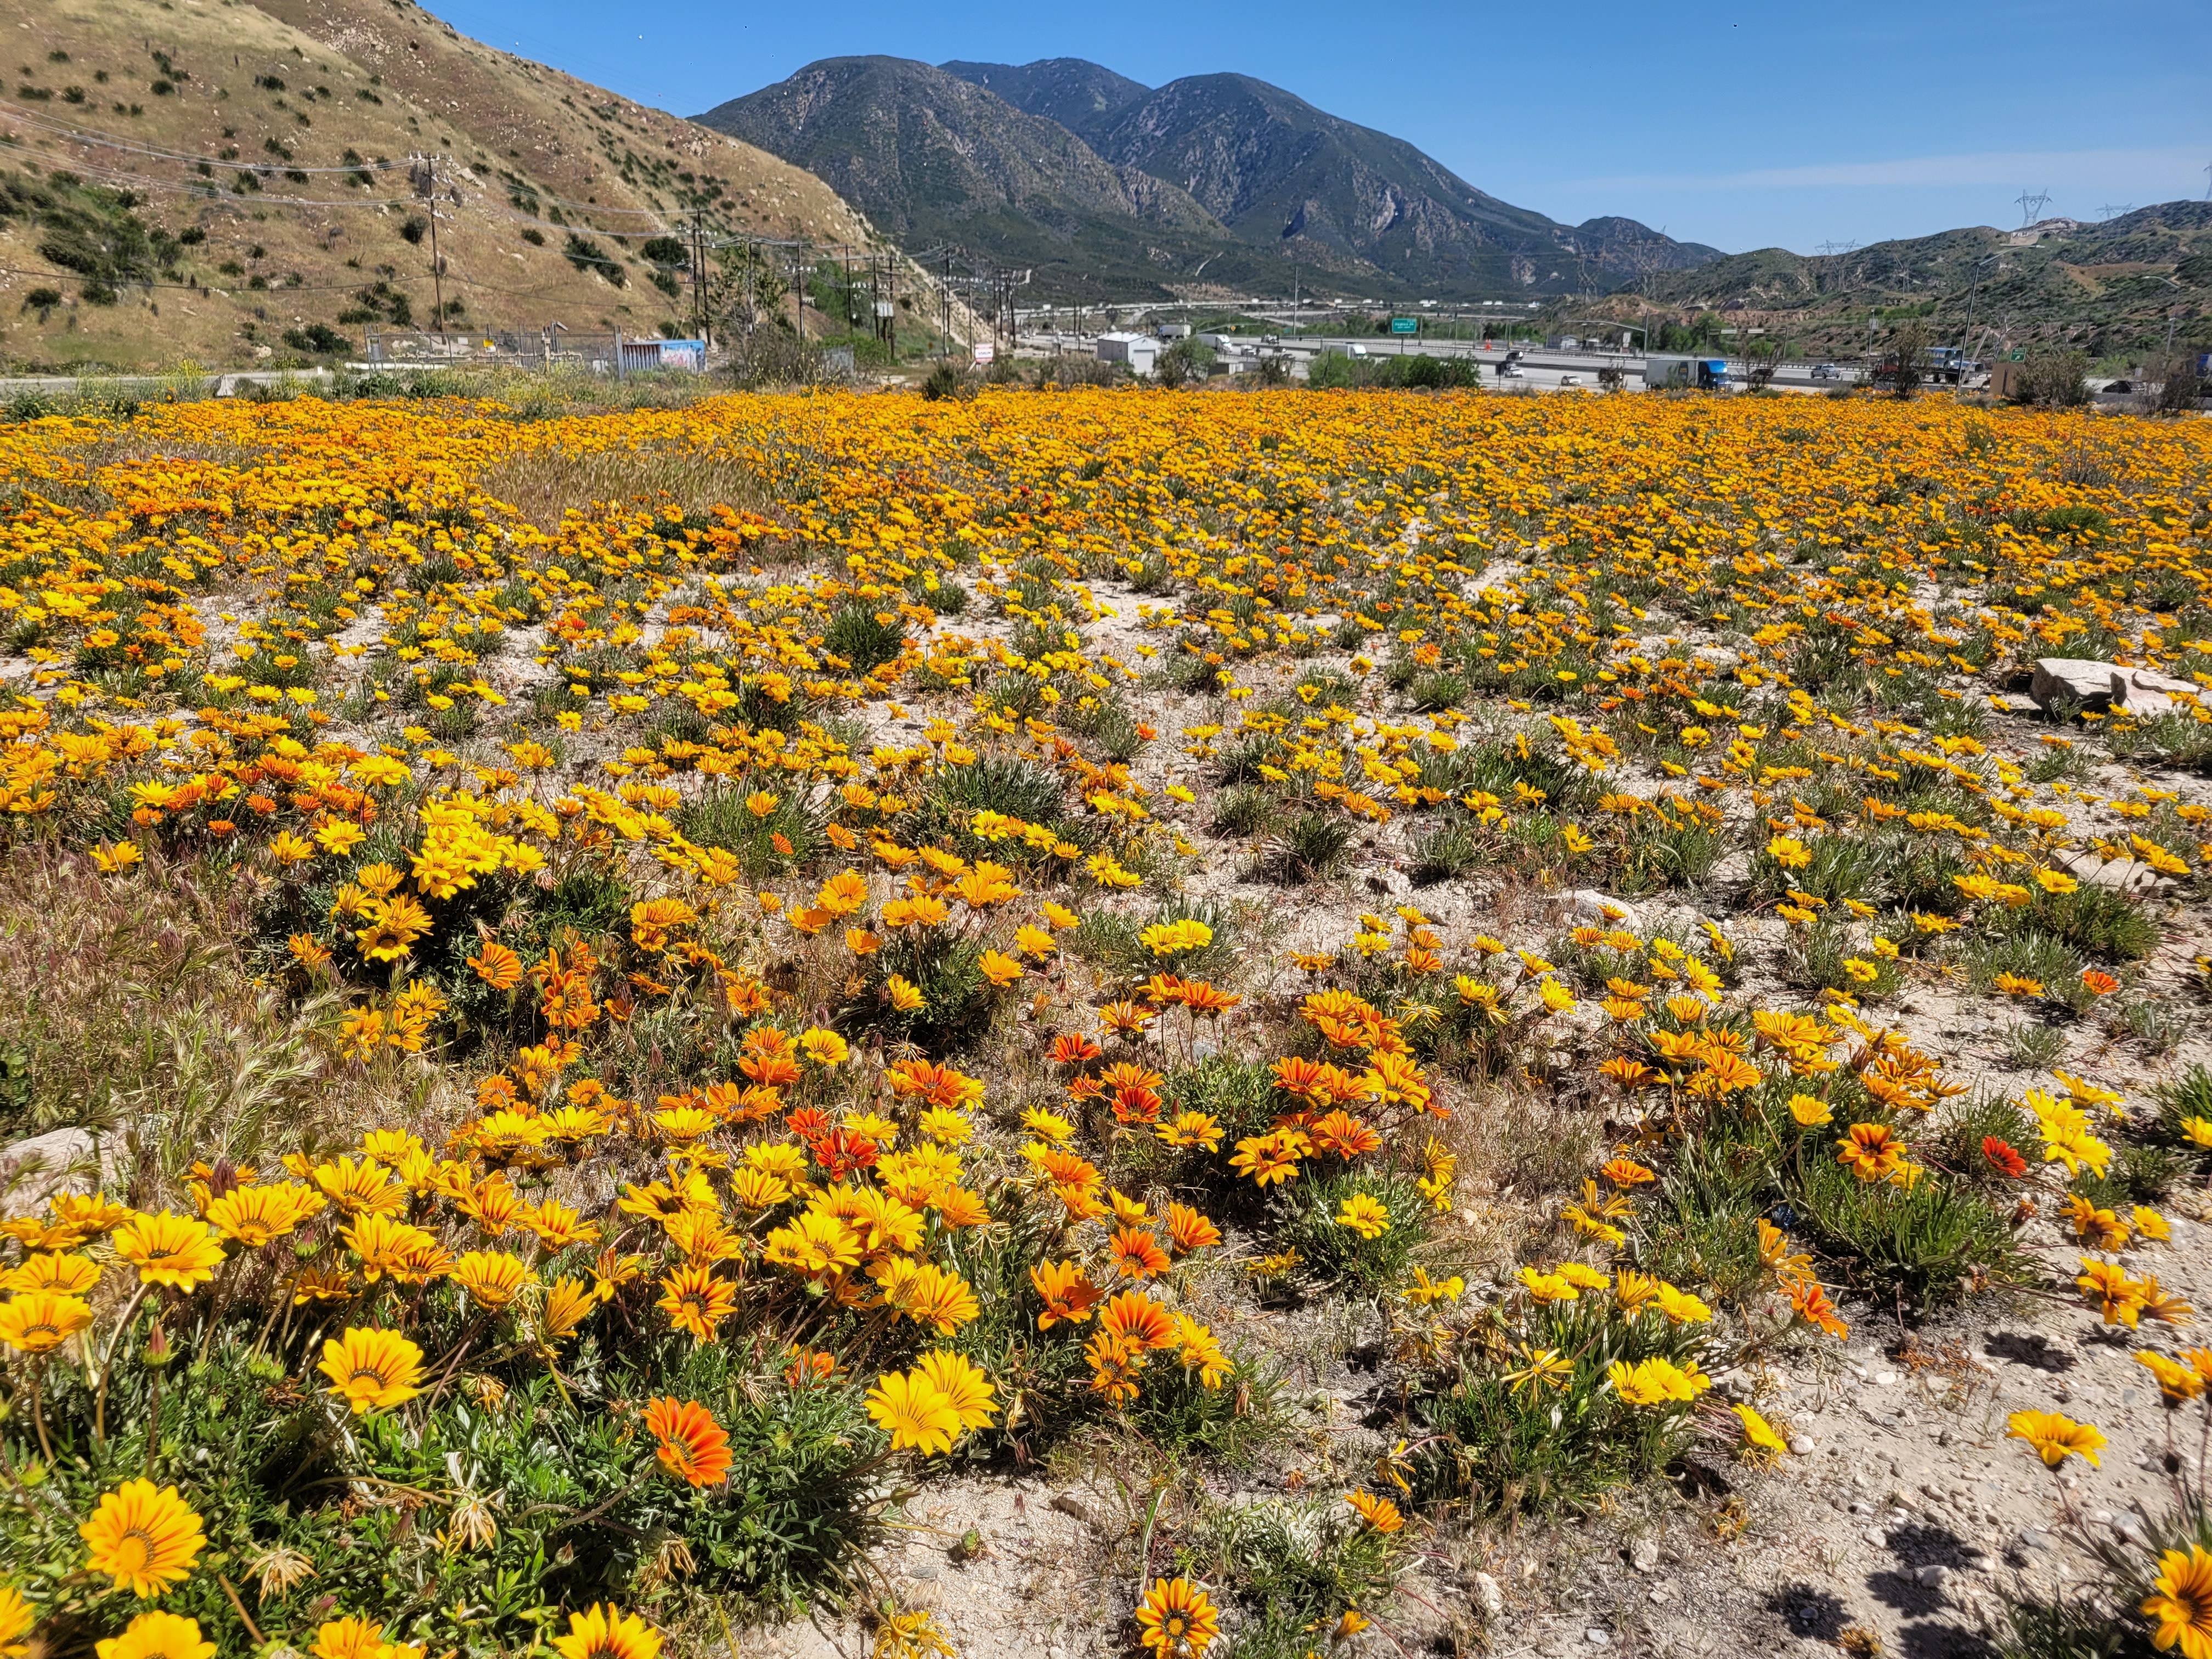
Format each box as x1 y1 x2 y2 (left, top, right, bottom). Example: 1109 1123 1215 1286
1497 362 1525 380
1558 374 1581 386
1810 363 1841 381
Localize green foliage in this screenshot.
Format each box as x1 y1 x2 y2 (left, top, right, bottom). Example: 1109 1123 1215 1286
1271 1168 1427 1294
1255 810 1351 885
822 602 905 673
1788 1150 2025 1310
678 782 824 877
1199 1497 1403 1657
1410 1297 1706 1514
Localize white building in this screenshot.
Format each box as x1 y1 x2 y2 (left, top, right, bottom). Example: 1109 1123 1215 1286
1096 332 1159 374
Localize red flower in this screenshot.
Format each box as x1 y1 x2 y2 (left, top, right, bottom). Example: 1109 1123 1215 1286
1982 1136 2028 1178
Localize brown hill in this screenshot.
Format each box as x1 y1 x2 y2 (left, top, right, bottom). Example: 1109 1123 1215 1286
0 0 888 371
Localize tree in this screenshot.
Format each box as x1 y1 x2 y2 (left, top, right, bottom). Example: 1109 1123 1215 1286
1745 336 1785 391
1874 319 1929 399
2151 349 2204 416
2014 347 2090 407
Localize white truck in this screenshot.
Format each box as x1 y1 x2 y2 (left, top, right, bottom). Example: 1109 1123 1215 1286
1644 354 1730 392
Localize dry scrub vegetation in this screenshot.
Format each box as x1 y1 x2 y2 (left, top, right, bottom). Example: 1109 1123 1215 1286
0 384 2207 1659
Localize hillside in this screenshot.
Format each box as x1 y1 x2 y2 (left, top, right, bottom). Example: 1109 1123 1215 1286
930 58 1720 298
1592 202 2212 358
1086 71 1720 292
0 0 893 371
694 57 1320 302
938 57 1150 145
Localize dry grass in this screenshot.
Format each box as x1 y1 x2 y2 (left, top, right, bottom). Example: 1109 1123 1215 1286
476 433 794 529
0 848 360 1203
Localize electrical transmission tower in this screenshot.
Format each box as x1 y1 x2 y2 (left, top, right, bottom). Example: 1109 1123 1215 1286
2097 204 2134 222
2015 188 2052 226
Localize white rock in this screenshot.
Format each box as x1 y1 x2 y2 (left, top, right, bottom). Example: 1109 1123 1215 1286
1915 1565 1949 1589
0 1127 111 1220
2030 657 2120 711
1470 1571 1504 1621
1562 889 1638 928
1629 1536 1660 1572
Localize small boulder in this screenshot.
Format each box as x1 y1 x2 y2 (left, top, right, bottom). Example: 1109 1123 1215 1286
2113 666 2200 717
1469 1571 1504 1621
2030 657 2120 712
1563 889 1638 929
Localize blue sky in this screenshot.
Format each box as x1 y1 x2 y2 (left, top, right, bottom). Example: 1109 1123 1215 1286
429 0 2210 253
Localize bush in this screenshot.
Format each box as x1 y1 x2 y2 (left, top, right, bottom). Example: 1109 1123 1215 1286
1271 1168 1427 1294
1788 1152 2024 1310
1255 810 1351 884
822 602 905 673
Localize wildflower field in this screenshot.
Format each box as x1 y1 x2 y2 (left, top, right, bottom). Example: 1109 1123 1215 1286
1 385 2211 1659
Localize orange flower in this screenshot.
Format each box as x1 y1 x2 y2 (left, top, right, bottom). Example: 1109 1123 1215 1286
1110 1228 1171 1280
1098 1289 1174 1350
644 1397 732 1486
1030 1259 1105 1328
1163 1203 1222 1254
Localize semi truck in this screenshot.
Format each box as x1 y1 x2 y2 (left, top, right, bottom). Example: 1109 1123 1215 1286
1644 354 1730 391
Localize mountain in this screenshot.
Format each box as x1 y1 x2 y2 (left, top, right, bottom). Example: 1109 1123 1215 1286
0 0 888 371
724 55 1720 301
695 57 1309 300
1596 202 2212 357
938 58 1149 146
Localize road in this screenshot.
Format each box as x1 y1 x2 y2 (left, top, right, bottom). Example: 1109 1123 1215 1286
1015 332 1863 393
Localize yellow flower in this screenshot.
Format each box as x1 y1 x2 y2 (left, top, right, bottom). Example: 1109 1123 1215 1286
866 1369 963 1457
2005 1408 2105 1469
1733 1403 1789 1460
1335 1192 1390 1239
80 1481 207 1598
318 1327 426 1414
95 1611 217 1659
2142 1544 2212 1659
0 1290 94 1353
1135 1577 1220 1657
450 1250 531 1310
111 1211 225 1292
1787 1093 1833 1126
551 1604 662 1659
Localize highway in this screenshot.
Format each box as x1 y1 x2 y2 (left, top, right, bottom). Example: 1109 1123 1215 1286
1015 332 1866 393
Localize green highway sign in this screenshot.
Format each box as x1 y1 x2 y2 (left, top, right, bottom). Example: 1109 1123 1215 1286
1389 317 1419 335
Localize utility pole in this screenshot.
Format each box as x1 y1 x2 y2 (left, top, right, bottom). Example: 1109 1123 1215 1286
413 154 446 344
1960 253 1994 380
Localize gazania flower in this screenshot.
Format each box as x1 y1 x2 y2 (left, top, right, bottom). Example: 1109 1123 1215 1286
2143 1544 2212 1658
1135 1577 1220 1657
865 1368 962 1457
80 1481 207 1596
644 1397 732 1486
1733 1403 1790 1460
111 1211 225 1291
311 1616 415 1659
551 1604 662 1659
1335 1193 1390 1239
1098 1289 1175 1350
449 1250 531 1310
1163 1203 1221 1254
1110 1228 1171 1280
1346 1489 1404 1532
94 1611 217 1659
2005 1409 2105 1469
657 1265 738 1343
318 1327 426 1414
204 1183 325 1248
0 1587 32 1658
1031 1259 1104 1328
0 1290 94 1353
915 1350 998 1432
